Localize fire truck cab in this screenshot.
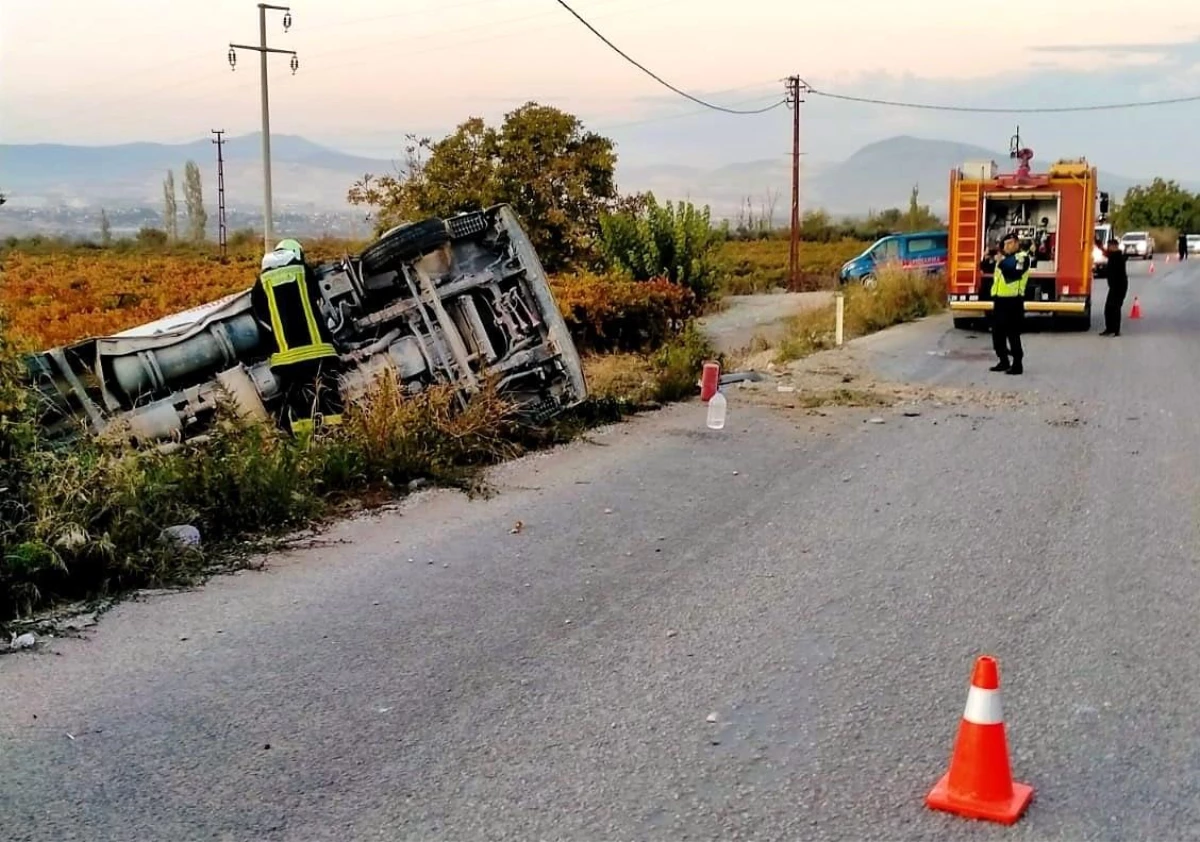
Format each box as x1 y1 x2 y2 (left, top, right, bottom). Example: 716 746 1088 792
946 137 1102 332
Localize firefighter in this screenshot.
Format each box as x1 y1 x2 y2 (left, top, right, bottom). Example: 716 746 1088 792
250 238 345 434
987 231 1030 375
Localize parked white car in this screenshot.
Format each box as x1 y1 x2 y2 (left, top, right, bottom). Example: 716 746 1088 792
1187 234 1200 255
1120 231 1155 259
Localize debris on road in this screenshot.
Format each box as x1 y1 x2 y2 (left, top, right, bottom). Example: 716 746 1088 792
510 520 524 534
161 524 201 550
706 712 719 723
9 633 37 651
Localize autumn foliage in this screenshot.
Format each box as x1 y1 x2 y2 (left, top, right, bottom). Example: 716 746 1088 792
549 273 697 353
0 246 700 356
0 250 258 349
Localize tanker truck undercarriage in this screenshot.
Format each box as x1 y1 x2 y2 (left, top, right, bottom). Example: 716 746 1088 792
26 204 589 446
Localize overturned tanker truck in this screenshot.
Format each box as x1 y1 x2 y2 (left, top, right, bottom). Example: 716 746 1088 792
26 203 589 446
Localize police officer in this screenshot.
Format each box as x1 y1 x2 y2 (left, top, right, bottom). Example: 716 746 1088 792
250 238 345 434
987 231 1031 375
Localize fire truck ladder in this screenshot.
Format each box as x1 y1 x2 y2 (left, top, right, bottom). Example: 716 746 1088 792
953 176 985 282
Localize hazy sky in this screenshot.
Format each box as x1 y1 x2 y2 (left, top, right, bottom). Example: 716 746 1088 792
4 0 1200 176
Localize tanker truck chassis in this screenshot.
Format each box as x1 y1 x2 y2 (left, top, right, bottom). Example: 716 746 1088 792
26 204 589 447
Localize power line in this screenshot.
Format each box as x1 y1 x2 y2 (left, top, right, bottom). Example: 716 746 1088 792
801 81 1200 113
551 0 786 115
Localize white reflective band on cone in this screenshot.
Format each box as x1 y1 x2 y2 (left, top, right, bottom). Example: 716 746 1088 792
963 686 1004 725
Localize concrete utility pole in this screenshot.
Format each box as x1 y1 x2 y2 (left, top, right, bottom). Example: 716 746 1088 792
228 3 298 253
211 129 229 257
785 75 808 288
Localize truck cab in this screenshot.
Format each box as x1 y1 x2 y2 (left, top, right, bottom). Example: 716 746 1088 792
838 230 948 286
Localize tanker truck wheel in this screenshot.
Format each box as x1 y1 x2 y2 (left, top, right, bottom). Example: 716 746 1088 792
359 218 451 277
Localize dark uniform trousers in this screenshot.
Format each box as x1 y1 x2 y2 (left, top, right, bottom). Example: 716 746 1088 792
1103 278 1128 335
991 296 1024 364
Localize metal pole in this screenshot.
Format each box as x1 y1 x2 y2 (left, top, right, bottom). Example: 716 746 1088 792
788 76 799 288
212 129 228 257
228 4 295 254
258 4 273 251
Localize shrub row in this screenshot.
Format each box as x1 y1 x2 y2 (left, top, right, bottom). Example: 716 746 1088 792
549 273 698 353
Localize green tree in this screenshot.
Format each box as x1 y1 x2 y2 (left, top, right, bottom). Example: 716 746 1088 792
183 160 208 242
1112 178 1200 231
348 102 618 272
599 192 722 302
99 209 112 245
162 170 178 242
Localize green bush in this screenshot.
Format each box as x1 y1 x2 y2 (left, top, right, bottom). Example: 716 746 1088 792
599 193 723 302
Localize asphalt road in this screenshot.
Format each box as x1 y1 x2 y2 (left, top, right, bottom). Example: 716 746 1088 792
4 258 1200 841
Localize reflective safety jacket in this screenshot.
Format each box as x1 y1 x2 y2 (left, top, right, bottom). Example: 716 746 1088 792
991 250 1031 299
251 263 337 367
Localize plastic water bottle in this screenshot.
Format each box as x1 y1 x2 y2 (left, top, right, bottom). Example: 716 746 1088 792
706 390 727 430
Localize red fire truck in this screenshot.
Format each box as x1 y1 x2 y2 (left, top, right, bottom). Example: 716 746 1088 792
946 132 1108 332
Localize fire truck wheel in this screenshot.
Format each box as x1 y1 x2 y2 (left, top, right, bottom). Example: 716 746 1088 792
359 218 451 277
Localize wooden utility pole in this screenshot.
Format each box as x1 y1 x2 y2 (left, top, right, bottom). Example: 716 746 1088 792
786 76 806 287
211 129 228 257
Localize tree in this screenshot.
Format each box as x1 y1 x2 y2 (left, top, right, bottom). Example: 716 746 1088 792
599 192 722 302
162 170 178 242
348 102 619 272
99 209 112 245
183 160 208 242
1112 178 1200 232
904 186 942 232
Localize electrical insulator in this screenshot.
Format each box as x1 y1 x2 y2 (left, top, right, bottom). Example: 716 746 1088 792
283 11 291 31
290 54 298 74
228 48 237 70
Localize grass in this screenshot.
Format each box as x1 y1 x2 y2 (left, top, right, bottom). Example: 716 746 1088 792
776 266 946 362
0 318 716 629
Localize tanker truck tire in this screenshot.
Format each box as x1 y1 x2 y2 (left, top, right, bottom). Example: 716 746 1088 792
359 218 451 277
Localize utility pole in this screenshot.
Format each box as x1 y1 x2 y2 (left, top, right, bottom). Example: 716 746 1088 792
785 75 807 288
211 129 228 257
228 3 298 253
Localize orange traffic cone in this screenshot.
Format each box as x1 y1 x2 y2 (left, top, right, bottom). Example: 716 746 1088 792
926 656 1033 825
1131 297 1142 319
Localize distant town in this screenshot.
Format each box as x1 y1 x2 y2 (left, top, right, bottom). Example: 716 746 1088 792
0 204 370 241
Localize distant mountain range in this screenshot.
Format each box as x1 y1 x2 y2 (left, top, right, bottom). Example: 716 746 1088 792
0 132 1190 238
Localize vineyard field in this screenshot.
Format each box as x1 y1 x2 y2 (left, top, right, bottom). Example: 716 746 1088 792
0 237 871 350
714 238 870 295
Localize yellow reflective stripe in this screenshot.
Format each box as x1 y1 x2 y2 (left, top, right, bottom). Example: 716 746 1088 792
270 344 336 367
261 265 305 356
298 280 326 350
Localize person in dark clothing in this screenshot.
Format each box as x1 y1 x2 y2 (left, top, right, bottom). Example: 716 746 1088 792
1179 232 1189 261
1100 238 1129 336
983 232 1031 374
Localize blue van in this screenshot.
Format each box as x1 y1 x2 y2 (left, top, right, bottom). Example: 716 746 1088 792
838 230 948 285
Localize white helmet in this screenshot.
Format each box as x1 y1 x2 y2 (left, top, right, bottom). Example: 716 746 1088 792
261 238 304 271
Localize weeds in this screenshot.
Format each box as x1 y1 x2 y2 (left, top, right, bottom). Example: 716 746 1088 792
777 266 945 362
582 322 716 406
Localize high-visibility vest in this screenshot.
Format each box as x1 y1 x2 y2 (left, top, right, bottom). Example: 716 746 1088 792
991 251 1031 299
257 263 337 367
